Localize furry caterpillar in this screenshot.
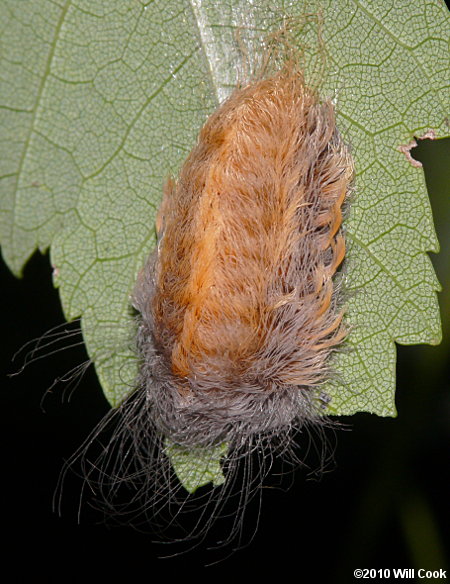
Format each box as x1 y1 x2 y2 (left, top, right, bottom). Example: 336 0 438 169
71 58 353 543
133 62 353 473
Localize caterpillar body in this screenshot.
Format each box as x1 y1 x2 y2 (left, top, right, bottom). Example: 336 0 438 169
73 59 354 547
134 64 352 453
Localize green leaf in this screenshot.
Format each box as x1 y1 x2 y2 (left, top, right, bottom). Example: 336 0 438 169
1 0 448 490
165 441 228 492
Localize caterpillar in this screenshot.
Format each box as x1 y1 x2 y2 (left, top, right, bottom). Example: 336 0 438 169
64 55 354 549
135 63 352 451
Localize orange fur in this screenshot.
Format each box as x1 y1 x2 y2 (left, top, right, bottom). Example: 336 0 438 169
151 64 353 387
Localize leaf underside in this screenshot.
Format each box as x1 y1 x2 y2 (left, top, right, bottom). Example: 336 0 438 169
165 441 228 492
1 0 448 490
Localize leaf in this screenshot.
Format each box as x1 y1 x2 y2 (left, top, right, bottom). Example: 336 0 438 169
1 0 448 489
165 441 228 492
